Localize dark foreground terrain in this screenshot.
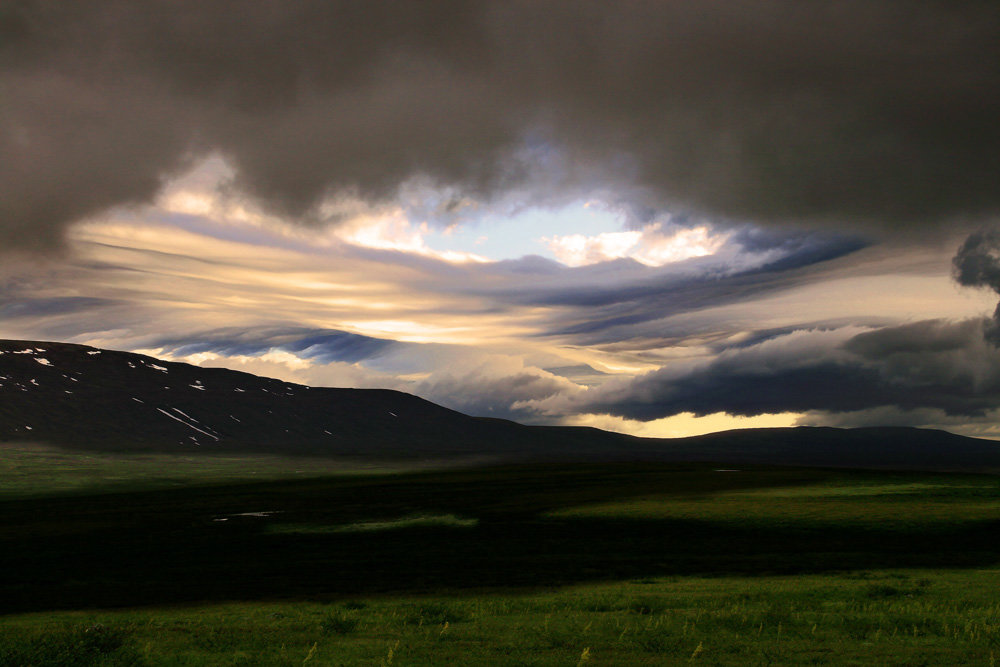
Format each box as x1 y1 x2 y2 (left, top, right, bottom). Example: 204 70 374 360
2 449 1000 664
0 462 840 613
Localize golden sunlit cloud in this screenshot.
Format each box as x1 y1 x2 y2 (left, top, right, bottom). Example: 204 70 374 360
68 215 542 349
541 224 727 267
333 212 492 264
565 411 803 439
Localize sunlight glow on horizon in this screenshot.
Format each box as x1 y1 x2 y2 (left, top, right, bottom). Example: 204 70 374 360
566 411 803 438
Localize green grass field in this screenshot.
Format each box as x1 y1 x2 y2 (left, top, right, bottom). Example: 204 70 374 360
0 443 470 498
5 570 1000 666
2 444 1000 665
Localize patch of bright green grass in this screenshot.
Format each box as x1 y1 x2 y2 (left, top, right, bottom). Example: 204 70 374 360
0 443 457 498
4 569 1000 665
547 473 1000 526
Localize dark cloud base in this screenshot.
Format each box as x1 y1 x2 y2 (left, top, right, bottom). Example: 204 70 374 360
582 318 1000 421
954 229 1000 343
3 1 999 251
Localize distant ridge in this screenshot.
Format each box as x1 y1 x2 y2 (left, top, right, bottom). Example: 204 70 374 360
659 426 1000 472
1 339 999 472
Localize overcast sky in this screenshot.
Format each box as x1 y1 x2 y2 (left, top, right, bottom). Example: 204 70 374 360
3 1 1000 438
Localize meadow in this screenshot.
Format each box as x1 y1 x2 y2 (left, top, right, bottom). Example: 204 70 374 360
2 445 1000 665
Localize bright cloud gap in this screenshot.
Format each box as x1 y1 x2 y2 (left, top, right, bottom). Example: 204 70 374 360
152 156 732 268
542 224 728 267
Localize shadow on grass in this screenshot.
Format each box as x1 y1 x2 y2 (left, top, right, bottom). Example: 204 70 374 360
1 463 998 614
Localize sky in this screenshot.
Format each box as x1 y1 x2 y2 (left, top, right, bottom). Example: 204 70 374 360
3 1 1000 439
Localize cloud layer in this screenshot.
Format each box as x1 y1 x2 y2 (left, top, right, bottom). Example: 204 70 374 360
2 192 997 435
4 1 999 250
571 318 1000 421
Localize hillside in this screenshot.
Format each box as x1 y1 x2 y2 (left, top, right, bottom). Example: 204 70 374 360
2 338 999 471
0 339 557 457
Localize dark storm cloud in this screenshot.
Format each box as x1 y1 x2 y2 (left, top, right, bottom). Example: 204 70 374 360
953 229 1000 343
579 319 1000 420
3 1 999 251
954 230 1000 291
151 327 398 364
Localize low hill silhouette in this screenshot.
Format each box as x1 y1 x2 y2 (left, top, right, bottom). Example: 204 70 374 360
2 339 998 471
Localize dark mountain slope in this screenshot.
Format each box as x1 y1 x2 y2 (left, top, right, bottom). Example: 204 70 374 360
2 338 999 471
0 339 547 456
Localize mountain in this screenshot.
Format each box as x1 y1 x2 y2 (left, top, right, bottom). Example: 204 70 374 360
0 339 557 457
2 338 999 471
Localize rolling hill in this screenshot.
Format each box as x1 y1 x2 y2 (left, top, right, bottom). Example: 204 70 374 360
1 338 998 471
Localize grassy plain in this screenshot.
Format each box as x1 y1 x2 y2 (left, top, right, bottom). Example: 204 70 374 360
2 444 1000 665
0 443 465 498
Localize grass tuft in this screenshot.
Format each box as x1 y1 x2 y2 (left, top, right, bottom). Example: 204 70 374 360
403 602 468 626
320 612 360 635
